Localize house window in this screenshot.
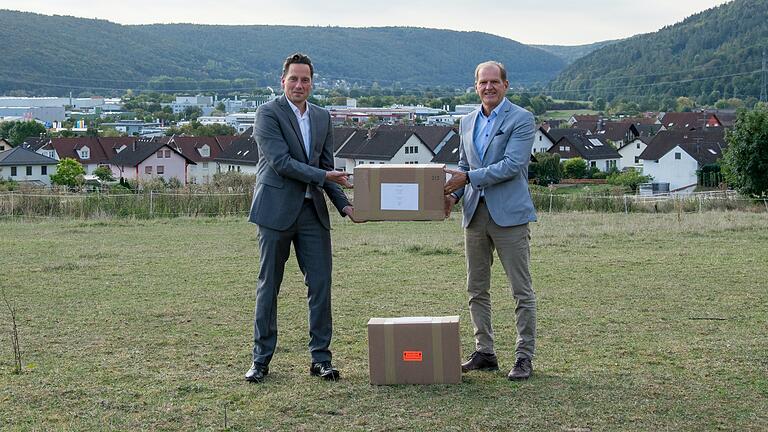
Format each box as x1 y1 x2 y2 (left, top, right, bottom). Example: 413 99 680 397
79 147 90 159
634 157 640 164
41 166 48 175
202 162 209 169
145 166 153 174
565 146 570 152
200 145 210 157
157 150 165 158
590 161 596 168
11 166 17 176
0 145 4 151
559 146 565 151
675 152 681 160
157 165 165 175
412 146 418 154
538 136 542 141
636 143 641 149
26 166 32 175
164 150 171 158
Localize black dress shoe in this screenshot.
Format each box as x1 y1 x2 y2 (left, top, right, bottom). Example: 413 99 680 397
461 351 499 373
507 357 533 380
245 362 269 382
310 361 340 381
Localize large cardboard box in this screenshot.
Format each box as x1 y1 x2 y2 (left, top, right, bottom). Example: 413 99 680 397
367 316 462 385
353 164 446 221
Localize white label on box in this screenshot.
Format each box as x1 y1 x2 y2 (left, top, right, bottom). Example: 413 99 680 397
380 183 419 211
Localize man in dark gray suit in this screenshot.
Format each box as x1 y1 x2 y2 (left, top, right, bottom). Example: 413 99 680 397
444 60 537 381
245 53 355 383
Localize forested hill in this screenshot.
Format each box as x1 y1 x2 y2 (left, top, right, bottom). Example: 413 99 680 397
548 0 768 103
532 40 620 64
0 10 566 96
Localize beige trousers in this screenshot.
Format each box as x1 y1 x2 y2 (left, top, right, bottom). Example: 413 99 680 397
465 201 536 359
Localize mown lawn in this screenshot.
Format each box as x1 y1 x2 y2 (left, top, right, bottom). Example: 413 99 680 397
1 212 767 431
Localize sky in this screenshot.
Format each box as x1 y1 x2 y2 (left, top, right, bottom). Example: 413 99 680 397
1 0 733 45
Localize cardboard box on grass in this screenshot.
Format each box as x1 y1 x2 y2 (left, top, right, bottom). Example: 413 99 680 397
353 164 445 221
367 316 461 385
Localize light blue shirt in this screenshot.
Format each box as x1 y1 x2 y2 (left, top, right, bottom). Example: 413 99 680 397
473 100 505 159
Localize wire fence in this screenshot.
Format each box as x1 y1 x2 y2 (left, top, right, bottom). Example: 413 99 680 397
0 189 765 220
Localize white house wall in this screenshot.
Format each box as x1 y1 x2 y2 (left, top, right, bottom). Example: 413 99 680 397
641 146 699 190
618 139 646 171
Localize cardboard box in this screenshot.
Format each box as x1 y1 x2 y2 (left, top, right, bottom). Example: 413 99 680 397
367 316 461 385
353 164 446 221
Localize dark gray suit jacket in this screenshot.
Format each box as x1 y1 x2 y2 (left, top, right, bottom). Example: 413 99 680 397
248 96 350 230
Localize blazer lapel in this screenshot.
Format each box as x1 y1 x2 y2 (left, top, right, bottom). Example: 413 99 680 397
278 96 309 161
465 110 481 165
309 104 323 165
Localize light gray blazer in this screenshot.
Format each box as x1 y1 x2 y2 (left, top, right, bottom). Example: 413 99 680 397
453 98 537 228
248 96 350 231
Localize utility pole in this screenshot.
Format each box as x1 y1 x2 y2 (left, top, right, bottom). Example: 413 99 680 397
761 49 767 102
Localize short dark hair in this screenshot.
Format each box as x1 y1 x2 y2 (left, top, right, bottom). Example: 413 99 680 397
282 53 314 78
475 61 507 82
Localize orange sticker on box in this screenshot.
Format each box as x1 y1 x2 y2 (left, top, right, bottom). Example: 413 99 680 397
402 351 423 362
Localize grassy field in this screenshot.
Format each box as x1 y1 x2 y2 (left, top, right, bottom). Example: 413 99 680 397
543 109 599 121
1 212 767 431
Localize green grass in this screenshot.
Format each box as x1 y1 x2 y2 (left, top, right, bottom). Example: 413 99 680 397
1 213 767 430
543 109 599 121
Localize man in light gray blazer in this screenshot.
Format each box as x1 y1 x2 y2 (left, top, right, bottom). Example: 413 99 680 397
245 53 355 383
444 60 537 380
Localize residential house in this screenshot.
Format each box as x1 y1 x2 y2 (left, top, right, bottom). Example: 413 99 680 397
593 122 640 147
332 127 361 171
658 112 722 130
377 124 456 154
335 128 434 168
430 134 461 170
639 129 726 191
547 129 621 171
0 146 58 185
533 126 557 154
164 136 226 183
568 114 601 131
617 136 653 171
0 138 11 152
43 137 112 175
214 133 259 175
110 139 196 184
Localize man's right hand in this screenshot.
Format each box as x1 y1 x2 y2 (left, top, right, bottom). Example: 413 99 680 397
444 195 457 219
325 170 352 188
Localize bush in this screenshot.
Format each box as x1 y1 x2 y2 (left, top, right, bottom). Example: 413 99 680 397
562 158 588 179
534 153 562 186
607 169 652 192
591 171 608 179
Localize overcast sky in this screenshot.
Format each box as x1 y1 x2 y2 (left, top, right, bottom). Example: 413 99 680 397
2 0 733 45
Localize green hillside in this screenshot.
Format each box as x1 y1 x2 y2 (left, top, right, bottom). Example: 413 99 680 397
0 10 566 96
532 40 620 64
548 0 768 104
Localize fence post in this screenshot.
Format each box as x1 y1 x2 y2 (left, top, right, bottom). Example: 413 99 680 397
698 195 703 213
149 190 154 218
548 194 553 213
623 195 628 214
9 191 13 217
764 198 768 213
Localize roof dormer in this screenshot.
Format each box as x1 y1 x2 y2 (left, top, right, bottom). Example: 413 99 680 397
78 145 90 160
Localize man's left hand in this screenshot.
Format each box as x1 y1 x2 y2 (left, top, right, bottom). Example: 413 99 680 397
444 168 468 195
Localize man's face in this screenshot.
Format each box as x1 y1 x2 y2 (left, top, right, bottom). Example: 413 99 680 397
281 63 313 106
475 65 509 110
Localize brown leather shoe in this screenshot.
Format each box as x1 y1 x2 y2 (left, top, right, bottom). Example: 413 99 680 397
461 351 499 372
507 357 533 380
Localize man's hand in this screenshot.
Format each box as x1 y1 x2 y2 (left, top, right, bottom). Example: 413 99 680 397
342 205 364 223
444 167 468 195
326 170 352 188
444 194 457 219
